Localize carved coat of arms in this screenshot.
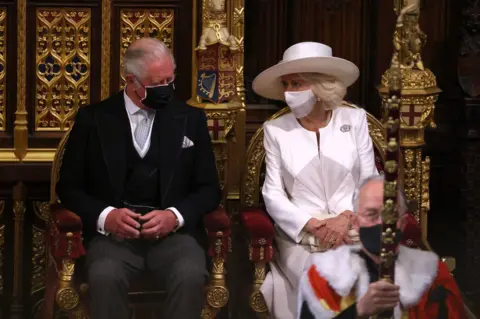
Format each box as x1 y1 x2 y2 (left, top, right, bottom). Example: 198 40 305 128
196 43 237 104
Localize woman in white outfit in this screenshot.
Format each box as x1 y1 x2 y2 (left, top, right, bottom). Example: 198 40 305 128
252 42 378 319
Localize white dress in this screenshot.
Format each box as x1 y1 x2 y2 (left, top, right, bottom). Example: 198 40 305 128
260 106 378 319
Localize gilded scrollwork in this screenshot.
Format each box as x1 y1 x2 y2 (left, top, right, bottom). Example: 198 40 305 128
420 156 430 232
35 8 91 131
33 201 50 222
101 0 111 100
31 226 46 294
0 8 6 131
119 9 174 88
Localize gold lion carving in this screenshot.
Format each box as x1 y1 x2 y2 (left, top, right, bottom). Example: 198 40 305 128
197 0 238 51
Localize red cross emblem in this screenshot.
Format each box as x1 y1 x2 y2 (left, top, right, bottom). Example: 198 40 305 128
207 119 225 140
401 104 422 126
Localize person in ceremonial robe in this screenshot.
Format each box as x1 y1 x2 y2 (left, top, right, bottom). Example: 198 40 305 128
252 41 378 318
298 175 466 318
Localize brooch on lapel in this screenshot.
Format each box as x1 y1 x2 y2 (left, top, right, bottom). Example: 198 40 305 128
340 125 351 132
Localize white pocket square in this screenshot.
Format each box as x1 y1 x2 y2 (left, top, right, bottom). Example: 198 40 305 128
182 136 194 148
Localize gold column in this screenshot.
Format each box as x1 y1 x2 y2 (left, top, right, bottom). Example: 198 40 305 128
230 0 246 201
14 0 28 160
101 0 112 100
378 0 440 244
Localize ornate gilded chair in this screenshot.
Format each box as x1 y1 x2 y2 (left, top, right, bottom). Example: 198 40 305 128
239 102 442 317
42 129 231 319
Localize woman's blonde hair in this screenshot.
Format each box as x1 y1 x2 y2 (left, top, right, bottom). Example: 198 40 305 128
299 73 347 110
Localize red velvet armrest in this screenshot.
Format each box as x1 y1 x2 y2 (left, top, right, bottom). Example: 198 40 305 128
240 208 274 262
203 208 231 259
47 204 86 260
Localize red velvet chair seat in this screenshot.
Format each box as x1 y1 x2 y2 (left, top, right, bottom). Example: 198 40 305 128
45 204 231 318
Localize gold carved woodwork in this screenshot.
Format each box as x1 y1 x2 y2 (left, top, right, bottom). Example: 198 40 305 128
190 0 245 201
119 8 175 89
0 200 4 295
31 226 46 294
35 8 91 131
31 201 49 295
0 8 6 131
101 0 111 100
201 231 229 319
250 260 268 317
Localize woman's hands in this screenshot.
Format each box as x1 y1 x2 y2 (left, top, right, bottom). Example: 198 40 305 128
305 211 354 249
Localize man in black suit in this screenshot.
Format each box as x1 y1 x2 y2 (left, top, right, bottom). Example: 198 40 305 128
56 37 221 319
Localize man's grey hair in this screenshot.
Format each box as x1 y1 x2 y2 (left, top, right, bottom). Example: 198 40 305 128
352 174 408 214
298 73 347 110
123 38 176 80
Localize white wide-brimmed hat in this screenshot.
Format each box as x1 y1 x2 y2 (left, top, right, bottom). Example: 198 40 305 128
252 42 360 101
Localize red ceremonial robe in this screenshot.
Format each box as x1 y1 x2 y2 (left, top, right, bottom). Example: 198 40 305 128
298 245 466 319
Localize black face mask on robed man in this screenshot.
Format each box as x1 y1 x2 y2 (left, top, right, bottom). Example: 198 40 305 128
359 224 403 256
140 81 175 110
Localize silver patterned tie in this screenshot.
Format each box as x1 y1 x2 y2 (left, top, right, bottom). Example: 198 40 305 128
134 110 151 149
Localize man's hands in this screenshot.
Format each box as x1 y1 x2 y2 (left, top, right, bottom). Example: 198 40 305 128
104 208 178 240
105 208 141 239
139 210 178 239
356 280 400 317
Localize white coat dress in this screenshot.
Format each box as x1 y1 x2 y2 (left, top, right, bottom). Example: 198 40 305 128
260 106 378 319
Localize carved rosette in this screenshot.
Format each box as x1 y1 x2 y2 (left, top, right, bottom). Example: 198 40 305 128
206 285 229 308
56 287 79 310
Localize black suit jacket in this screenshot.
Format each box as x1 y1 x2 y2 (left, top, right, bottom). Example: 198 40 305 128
56 91 221 241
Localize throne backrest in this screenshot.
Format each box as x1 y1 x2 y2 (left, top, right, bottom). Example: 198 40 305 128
240 102 386 209
50 129 72 204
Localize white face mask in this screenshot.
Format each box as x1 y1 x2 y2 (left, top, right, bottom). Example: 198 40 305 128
284 89 316 119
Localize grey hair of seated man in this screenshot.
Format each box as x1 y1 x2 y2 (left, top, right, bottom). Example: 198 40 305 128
352 175 408 214
123 38 176 81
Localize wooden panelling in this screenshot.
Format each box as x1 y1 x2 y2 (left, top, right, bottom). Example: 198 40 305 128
25 1 101 149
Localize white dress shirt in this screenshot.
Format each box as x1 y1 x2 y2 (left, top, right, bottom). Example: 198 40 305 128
96 91 185 235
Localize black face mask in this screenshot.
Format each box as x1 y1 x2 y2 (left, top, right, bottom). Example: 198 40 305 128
140 82 175 110
359 224 403 256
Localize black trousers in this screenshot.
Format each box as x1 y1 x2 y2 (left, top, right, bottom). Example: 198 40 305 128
86 233 208 319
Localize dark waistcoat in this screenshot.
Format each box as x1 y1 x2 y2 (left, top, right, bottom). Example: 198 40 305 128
121 117 160 208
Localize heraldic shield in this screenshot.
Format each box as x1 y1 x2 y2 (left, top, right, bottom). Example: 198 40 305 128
196 43 237 104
